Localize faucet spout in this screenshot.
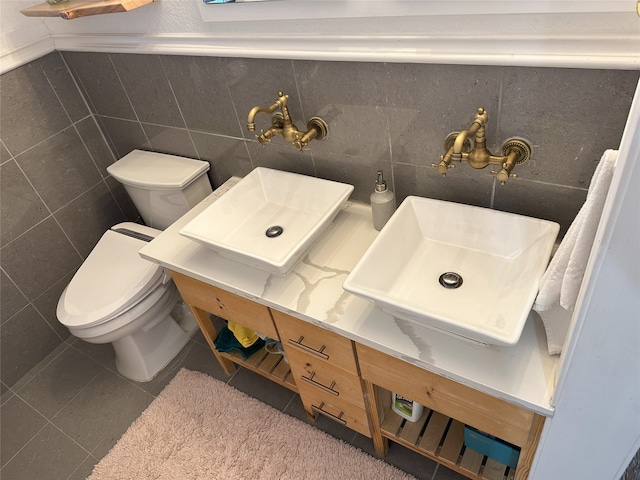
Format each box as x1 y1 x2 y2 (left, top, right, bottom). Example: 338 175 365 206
247 91 289 132
451 108 487 161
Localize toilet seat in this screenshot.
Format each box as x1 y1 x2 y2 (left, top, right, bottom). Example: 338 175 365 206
57 226 168 329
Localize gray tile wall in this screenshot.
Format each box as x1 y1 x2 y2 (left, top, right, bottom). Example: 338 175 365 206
0 53 135 390
63 52 638 231
1 51 638 391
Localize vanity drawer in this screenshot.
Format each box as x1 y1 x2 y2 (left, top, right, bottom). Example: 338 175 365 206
286 347 366 408
271 310 358 375
170 270 278 340
356 342 535 447
300 389 371 438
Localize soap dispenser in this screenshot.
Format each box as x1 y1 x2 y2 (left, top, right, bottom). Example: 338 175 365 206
370 171 396 231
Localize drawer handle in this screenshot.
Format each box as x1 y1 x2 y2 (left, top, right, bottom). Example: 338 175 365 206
287 336 329 360
301 372 339 396
311 402 347 426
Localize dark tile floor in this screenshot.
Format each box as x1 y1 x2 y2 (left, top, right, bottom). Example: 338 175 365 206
1 320 467 480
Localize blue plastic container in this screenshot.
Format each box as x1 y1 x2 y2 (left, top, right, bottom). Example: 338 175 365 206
463 426 520 468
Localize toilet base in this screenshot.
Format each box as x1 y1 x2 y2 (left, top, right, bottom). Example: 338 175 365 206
112 302 198 382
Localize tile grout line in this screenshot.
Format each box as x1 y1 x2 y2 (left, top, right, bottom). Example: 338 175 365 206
41 56 104 182
291 59 319 177
6 342 71 394
158 55 201 160
65 453 97 480
222 58 250 153
59 52 98 117
1 174 115 252
107 54 151 152
2 384 97 472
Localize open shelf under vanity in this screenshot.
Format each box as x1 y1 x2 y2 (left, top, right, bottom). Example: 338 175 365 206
381 407 516 480
219 347 297 393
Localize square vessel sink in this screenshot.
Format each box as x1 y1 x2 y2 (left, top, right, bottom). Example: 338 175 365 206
180 167 353 274
343 196 559 346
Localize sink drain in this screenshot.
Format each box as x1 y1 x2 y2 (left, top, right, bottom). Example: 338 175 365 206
439 272 463 289
265 225 284 238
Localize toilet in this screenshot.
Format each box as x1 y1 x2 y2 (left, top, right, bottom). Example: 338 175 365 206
57 150 213 382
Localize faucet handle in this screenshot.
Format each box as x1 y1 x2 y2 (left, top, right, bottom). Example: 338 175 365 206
293 135 306 152
432 160 455 176
491 169 518 185
257 130 271 146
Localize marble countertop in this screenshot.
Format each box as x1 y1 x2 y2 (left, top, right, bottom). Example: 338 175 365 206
140 178 558 416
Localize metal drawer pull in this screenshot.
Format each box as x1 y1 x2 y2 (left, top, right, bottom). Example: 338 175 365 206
311 402 347 426
301 372 339 396
287 336 329 360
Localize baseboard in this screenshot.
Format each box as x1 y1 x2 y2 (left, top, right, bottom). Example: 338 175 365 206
0 36 55 75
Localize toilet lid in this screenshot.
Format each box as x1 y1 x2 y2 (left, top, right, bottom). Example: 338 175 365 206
57 230 164 328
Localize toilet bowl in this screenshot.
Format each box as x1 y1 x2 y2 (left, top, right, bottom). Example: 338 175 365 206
57 150 213 382
58 223 197 382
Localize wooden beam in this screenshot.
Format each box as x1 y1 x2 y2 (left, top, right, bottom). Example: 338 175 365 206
20 0 155 20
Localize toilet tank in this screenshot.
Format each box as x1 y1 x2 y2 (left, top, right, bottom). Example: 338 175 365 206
107 150 212 230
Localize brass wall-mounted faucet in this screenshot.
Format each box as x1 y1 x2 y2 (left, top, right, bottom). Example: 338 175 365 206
247 91 328 152
433 107 532 185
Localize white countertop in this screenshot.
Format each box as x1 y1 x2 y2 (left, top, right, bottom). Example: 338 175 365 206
140 178 558 416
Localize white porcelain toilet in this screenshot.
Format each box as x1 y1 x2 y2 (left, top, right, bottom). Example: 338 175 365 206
57 150 213 382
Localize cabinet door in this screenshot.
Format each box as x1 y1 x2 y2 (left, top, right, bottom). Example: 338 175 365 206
271 309 358 374
170 270 279 340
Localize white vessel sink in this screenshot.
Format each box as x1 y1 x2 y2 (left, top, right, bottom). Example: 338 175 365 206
180 167 353 274
343 196 559 346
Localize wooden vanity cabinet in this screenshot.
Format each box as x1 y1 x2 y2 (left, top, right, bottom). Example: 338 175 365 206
170 270 544 478
169 270 295 390
356 343 544 480
271 310 371 437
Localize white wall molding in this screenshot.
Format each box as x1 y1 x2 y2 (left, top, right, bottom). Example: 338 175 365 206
50 31 640 70
3 0 637 72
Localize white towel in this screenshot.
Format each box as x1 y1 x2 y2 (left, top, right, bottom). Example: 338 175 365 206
533 149 618 355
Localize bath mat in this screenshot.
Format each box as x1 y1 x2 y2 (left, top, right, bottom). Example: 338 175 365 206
88 368 416 480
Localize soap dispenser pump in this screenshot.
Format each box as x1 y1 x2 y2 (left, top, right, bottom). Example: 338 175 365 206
370 170 396 231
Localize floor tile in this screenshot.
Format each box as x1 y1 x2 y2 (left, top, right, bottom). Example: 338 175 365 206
433 462 470 480
51 369 153 457
228 367 295 411
10 342 70 391
17 346 103 419
175 339 233 379
0 321 489 480
68 338 117 371
0 387 12 406
384 441 439 480
1 423 88 480
67 454 99 480
129 339 229 397
0 395 47 467
351 435 438 480
0 305 66 387
284 394 359 444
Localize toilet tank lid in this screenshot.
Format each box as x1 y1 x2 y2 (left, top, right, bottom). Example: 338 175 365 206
107 150 210 190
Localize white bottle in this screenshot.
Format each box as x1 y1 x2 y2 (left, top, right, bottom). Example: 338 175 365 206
370 171 396 231
392 392 424 422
